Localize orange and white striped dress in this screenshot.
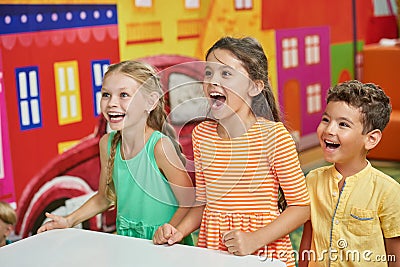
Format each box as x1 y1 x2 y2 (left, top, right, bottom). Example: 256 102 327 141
193 118 310 267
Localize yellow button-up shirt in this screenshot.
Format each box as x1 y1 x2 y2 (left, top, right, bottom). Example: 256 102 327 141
306 161 400 267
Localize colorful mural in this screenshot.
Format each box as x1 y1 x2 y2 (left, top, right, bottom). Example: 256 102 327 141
0 0 397 239
0 3 120 236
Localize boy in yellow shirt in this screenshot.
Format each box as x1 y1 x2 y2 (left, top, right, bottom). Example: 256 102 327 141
299 80 400 267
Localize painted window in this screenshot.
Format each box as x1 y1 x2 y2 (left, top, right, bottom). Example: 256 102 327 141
54 61 82 125
234 0 253 10
177 19 202 40
282 38 298 68
373 0 397 16
306 83 321 114
305 35 320 65
91 60 110 116
135 0 152 7
15 66 42 130
126 22 162 44
185 0 200 9
58 140 80 154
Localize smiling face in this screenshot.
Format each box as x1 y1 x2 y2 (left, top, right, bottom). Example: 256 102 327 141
317 101 370 171
203 48 255 121
100 72 147 131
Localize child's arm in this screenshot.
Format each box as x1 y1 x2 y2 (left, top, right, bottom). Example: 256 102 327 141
152 137 197 243
298 220 312 267
37 134 112 233
223 205 310 255
385 237 400 267
153 204 205 245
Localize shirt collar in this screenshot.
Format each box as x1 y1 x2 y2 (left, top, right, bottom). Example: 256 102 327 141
330 161 372 185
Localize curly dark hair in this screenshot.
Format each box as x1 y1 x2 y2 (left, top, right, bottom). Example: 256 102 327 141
327 80 392 134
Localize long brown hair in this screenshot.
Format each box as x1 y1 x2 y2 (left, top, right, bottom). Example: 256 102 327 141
104 60 186 204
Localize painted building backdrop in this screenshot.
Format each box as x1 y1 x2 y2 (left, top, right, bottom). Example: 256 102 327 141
0 0 398 238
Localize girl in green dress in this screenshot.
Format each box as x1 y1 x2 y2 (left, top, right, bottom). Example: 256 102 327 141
38 61 194 245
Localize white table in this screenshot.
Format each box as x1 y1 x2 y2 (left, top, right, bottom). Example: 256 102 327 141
0 228 286 267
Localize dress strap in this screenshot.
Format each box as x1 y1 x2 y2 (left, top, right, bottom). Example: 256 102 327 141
144 131 165 174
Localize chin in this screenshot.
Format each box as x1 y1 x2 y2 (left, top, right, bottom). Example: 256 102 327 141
209 110 224 120
326 159 336 164
108 124 123 131
322 154 336 164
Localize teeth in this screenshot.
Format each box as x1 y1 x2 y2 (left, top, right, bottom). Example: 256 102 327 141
108 112 124 116
210 92 224 97
325 140 338 145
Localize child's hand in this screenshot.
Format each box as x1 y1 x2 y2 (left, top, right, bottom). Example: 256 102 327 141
222 229 258 256
153 223 183 245
37 212 70 233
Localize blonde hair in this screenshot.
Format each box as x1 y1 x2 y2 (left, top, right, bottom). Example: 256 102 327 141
0 201 17 225
104 60 185 204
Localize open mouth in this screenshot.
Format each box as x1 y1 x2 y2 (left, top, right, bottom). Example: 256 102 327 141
209 92 226 108
325 140 340 149
108 112 125 122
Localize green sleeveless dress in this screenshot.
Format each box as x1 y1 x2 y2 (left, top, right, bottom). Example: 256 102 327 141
108 131 193 245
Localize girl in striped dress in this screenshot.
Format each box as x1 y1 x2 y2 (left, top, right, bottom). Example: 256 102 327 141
153 37 310 266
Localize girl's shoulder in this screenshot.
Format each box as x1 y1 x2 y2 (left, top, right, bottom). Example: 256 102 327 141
148 130 164 141
255 117 286 132
99 132 113 147
146 130 166 153
99 132 116 157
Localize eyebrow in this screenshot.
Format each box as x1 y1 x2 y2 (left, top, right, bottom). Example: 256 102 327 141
101 86 130 91
339 117 355 125
323 112 355 125
205 60 234 71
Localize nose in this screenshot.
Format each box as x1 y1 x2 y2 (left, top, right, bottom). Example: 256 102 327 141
107 95 118 107
208 75 220 87
203 79 221 88
325 122 337 135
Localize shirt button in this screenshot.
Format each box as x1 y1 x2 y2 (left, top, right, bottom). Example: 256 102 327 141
335 219 339 225
333 192 337 197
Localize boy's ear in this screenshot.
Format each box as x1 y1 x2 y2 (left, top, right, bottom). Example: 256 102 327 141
248 80 264 97
365 129 382 150
146 92 160 112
